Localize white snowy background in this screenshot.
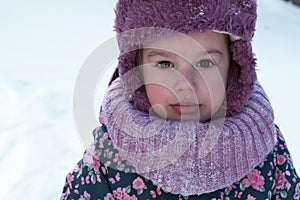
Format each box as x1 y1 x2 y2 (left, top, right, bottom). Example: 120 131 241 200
0 0 299 199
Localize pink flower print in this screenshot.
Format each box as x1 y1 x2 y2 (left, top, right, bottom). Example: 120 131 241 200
279 144 284 150
150 190 156 198
149 187 162 198
113 187 126 199
81 176 90 185
66 173 74 189
104 193 114 200
246 194 256 200
294 183 300 199
109 177 116 184
103 132 109 139
98 138 104 148
115 172 121 182
277 155 286 165
156 187 162 195
93 160 100 172
96 174 102 183
99 113 104 124
113 153 122 164
83 191 90 200
85 176 90 184
132 177 145 190
82 149 101 172
65 187 71 196
124 195 137 200
102 166 107 175
83 150 94 167
286 181 291 191
293 177 297 183
105 161 112 168
242 169 265 190
74 184 79 194
275 170 286 189
270 161 274 169
234 191 242 198
274 144 278 152
273 157 277 167
228 184 237 191
268 171 274 182
112 187 137 200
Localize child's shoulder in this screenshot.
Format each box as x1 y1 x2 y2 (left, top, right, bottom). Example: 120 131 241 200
272 125 298 172
274 125 291 154
269 125 300 199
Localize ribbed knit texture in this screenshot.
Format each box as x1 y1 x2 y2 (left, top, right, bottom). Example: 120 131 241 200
114 0 258 117
102 78 276 196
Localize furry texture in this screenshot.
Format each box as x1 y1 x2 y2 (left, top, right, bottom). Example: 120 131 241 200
113 0 258 116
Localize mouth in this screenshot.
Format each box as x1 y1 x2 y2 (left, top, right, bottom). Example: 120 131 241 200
170 103 201 114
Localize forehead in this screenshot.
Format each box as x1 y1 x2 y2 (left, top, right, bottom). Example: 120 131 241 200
143 32 228 55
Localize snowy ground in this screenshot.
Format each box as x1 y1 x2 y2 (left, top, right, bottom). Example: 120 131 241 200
0 0 299 199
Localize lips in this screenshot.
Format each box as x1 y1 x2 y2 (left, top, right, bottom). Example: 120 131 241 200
170 103 201 114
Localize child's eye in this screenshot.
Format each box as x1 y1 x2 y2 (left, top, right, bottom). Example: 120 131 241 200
155 61 174 69
195 59 215 68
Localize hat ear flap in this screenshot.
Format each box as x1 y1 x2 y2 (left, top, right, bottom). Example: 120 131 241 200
226 58 256 117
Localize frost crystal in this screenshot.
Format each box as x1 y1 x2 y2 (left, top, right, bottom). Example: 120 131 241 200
190 4 206 20
242 0 253 9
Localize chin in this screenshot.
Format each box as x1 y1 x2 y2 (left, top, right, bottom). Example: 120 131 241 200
167 114 204 122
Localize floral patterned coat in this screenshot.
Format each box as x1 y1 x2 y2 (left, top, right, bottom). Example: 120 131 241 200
60 126 300 200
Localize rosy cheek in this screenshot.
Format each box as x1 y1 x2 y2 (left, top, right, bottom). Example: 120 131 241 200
145 84 167 105
145 84 171 119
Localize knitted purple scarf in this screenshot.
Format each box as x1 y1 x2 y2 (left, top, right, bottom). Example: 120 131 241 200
102 78 276 196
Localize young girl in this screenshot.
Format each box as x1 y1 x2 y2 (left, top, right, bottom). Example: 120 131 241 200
61 0 300 199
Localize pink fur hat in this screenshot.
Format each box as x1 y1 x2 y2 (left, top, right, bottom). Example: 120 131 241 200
112 0 257 117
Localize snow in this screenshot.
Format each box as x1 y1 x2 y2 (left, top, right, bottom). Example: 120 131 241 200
254 0 300 170
0 0 299 199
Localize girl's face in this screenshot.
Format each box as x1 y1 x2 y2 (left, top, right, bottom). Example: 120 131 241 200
142 32 230 122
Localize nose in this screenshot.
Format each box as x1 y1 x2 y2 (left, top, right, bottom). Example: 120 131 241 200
174 60 198 92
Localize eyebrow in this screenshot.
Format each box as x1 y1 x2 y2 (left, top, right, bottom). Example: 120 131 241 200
201 49 224 56
145 49 224 58
146 50 172 58
206 49 223 55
